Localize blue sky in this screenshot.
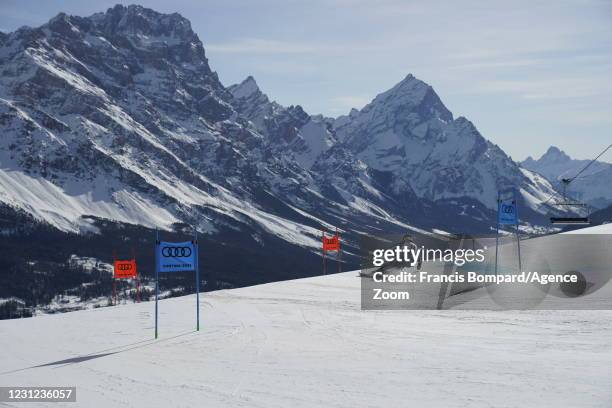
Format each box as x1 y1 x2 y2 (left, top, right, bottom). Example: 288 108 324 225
1 0 611 162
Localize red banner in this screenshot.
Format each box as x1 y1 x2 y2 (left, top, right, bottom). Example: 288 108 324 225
322 235 340 252
113 259 137 279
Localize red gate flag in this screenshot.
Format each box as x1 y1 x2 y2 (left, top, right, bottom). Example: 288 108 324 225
113 259 137 279
321 228 341 275
322 234 340 251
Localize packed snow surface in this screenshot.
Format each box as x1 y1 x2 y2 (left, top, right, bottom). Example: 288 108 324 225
566 222 612 234
1 271 611 407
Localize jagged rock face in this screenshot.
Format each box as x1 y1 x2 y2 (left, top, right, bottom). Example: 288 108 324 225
0 4 235 183
0 4 564 244
0 5 264 233
229 76 336 170
227 76 273 131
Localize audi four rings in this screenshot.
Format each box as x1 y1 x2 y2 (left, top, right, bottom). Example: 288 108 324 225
161 246 192 257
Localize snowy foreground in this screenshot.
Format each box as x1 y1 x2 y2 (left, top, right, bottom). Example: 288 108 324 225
1 271 611 408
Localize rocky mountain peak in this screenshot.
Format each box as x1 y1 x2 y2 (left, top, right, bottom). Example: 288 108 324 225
540 146 571 162
376 73 429 101
229 75 263 100
2 3 209 71
43 5 196 42
358 73 453 124
92 4 196 41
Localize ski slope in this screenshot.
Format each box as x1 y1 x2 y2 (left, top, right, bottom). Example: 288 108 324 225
566 222 612 234
1 270 611 407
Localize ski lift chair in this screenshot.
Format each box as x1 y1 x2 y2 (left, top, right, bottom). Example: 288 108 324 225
550 216 590 225
550 178 591 225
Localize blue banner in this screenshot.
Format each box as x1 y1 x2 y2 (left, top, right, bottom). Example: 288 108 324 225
498 200 517 225
156 241 196 272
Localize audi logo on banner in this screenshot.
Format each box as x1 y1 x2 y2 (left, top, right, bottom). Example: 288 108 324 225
161 246 192 258
113 260 137 278
502 204 515 214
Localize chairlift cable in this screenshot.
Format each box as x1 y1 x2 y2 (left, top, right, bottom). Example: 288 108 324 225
567 143 612 184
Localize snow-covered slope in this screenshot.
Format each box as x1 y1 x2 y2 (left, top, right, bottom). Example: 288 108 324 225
1 271 611 407
0 164 178 232
565 221 612 234
521 146 612 209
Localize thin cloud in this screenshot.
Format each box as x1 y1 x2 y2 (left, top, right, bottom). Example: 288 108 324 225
332 95 371 111
469 77 612 100
207 38 319 54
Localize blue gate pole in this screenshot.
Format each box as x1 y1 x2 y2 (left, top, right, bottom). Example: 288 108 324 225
155 228 159 339
494 191 500 277
514 189 522 273
194 226 200 332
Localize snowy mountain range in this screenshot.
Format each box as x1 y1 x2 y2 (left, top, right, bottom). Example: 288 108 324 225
521 146 612 209
0 4 568 258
